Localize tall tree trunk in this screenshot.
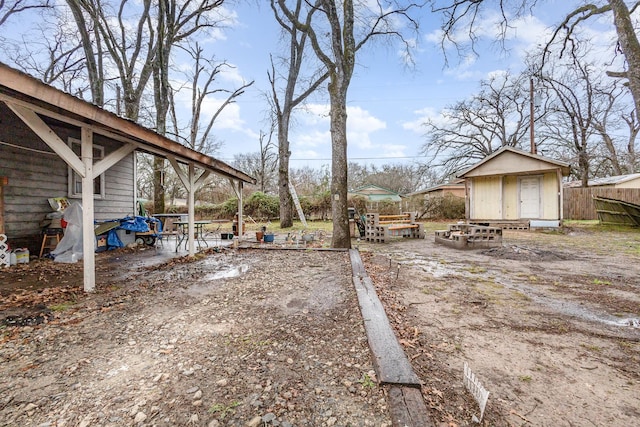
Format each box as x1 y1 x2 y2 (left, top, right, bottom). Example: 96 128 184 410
609 0 640 119
328 77 350 248
152 0 172 214
66 0 104 106
278 114 294 227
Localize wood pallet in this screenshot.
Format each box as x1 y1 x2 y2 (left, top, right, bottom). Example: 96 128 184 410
365 213 425 242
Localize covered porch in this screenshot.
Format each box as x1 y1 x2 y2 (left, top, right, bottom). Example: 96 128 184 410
0 63 256 291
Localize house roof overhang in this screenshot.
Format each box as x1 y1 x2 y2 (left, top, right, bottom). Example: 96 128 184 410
0 62 256 185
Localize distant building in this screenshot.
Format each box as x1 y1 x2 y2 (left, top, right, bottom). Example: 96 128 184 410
564 173 640 189
348 184 402 212
408 180 466 199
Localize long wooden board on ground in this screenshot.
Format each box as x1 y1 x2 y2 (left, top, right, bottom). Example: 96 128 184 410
349 249 433 427
387 386 434 427
349 249 421 386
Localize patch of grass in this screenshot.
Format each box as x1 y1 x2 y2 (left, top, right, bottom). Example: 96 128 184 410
265 220 333 234
581 344 602 352
512 291 531 301
618 341 637 350
592 278 611 286
49 301 76 312
358 373 376 388
209 401 241 420
231 334 271 351
478 277 502 289
527 275 539 283
465 265 487 274
421 284 445 294
519 375 532 382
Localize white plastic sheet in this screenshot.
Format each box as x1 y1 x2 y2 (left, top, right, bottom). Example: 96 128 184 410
51 202 85 263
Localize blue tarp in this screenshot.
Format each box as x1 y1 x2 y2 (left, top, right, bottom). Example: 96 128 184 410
118 216 152 232
96 216 162 250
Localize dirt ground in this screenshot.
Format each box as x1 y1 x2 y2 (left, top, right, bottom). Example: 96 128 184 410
1 246 390 427
359 226 640 427
1 226 639 427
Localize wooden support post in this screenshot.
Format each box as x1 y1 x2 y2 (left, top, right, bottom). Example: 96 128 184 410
187 162 196 256
81 128 96 292
0 176 6 235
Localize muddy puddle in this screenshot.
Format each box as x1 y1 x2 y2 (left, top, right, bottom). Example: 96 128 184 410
173 256 253 297
391 250 640 331
493 276 640 329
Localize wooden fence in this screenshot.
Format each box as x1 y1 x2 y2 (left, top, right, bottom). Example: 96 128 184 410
563 187 640 220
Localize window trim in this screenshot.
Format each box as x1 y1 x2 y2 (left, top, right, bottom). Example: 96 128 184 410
67 138 105 199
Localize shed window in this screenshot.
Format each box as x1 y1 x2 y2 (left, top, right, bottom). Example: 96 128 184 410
68 138 105 198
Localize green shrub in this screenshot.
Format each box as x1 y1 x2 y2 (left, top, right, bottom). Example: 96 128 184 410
349 195 367 215
422 194 465 219
244 192 279 220
219 197 239 218
378 199 400 215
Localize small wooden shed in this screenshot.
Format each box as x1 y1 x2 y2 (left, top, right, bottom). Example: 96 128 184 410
457 147 571 228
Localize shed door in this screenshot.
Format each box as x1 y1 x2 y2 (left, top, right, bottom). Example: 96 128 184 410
520 176 541 218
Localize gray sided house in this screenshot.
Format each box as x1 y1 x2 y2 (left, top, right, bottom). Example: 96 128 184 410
0 62 255 291
0 103 136 245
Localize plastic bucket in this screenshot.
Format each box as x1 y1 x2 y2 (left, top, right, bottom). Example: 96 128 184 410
15 248 29 264
263 234 275 243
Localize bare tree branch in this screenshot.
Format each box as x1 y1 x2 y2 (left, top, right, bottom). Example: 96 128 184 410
0 0 52 26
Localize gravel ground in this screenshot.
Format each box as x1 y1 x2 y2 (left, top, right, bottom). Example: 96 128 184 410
1 247 392 427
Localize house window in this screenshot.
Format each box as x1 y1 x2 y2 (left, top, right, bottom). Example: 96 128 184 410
68 138 105 198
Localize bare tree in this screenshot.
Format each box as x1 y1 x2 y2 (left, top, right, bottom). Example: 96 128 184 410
0 0 52 27
233 145 278 195
256 127 278 193
269 0 329 228
432 0 640 134
8 16 88 96
66 0 155 120
347 162 429 195
621 110 640 172
149 0 234 213
591 81 627 175
65 0 105 106
537 59 603 186
421 71 532 177
277 0 423 248
169 42 254 154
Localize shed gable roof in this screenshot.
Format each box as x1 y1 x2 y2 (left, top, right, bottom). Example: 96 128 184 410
458 147 570 178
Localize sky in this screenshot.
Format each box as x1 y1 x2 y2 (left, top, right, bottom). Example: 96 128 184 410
197 0 608 169
0 0 619 171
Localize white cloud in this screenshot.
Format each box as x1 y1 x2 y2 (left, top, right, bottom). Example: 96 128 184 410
347 106 386 133
294 129 331 149
378 143 407 158
294 149 322 160
402 107 447 134
218 63 247 85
